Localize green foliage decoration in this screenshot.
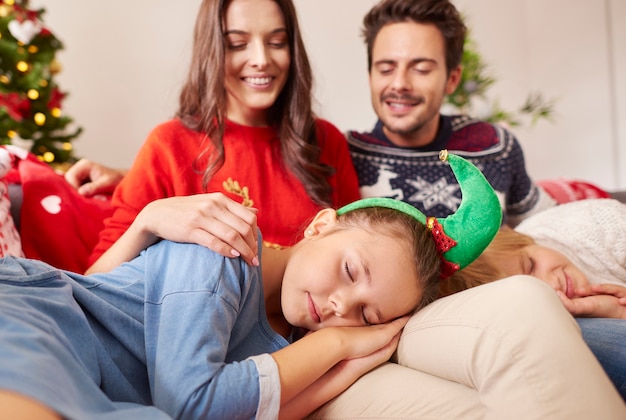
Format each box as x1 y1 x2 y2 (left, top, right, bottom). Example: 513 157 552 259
445 33 556 127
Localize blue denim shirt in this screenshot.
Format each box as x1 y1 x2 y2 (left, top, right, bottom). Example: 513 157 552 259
0 238 287 419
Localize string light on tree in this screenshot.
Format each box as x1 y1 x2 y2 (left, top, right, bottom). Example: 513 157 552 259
0 0 81 165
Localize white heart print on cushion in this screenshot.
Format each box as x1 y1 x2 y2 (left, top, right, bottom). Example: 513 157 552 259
8 19 42 45
41 195 62 215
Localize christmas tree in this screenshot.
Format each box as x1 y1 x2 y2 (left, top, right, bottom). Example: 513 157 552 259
0 0 80 165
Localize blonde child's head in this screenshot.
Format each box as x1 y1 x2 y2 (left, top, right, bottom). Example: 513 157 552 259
441 228 535 297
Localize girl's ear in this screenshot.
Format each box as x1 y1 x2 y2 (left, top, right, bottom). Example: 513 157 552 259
304 208 337 237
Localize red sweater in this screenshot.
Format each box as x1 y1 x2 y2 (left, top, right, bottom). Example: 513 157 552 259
89 118 360 264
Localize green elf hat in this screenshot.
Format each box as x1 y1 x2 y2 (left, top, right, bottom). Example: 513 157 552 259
336 150 502 279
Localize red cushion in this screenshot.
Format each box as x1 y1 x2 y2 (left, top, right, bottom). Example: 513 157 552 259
17 158 113 273
537 178 611 205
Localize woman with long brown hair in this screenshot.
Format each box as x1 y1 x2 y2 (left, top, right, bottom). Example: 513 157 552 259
83 0 360 273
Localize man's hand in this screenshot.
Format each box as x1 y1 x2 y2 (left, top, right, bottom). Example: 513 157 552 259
64 158 127 197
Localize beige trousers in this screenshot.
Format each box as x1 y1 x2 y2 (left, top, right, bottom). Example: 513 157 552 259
309 276 626 419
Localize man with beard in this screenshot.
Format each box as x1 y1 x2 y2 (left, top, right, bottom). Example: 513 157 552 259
346 0 626 402
347 0 556 227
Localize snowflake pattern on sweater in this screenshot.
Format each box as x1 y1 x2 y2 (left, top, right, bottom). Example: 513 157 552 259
348 115 555 225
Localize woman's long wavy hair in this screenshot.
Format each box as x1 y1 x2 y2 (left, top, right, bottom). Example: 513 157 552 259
176 0 334 206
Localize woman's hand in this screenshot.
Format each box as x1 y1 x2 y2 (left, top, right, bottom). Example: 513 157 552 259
64 158 127 197
135 193 259 266
87 193 259 274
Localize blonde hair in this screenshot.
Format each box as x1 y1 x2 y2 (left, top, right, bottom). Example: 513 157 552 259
440 228 535 297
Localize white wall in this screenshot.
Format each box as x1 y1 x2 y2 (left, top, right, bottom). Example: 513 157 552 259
38 0 625 189
295 0 379 132
41 0 201 168
610 0 626 187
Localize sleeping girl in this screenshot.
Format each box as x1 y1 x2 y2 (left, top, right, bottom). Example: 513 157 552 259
0 152 499 419
444 198 626 320
0 153 624 419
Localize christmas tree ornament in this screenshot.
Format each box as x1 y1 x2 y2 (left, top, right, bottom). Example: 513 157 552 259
49 59 61 74
15 60 28 72
8 18 41 44
33 112 45 125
